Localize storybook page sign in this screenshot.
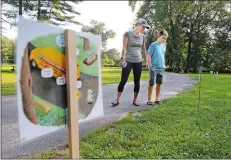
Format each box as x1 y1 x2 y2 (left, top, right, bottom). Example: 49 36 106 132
16 17 103 142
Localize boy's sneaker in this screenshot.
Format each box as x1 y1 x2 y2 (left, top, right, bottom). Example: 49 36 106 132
155 101 162 105
147 101 155 106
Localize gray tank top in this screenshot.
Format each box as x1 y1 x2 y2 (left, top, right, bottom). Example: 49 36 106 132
124 31 145 63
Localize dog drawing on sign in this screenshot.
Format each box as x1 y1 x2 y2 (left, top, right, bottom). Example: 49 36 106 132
87 89 94 104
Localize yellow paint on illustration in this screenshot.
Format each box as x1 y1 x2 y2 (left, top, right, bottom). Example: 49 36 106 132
29 46 80 79
35 101 52 113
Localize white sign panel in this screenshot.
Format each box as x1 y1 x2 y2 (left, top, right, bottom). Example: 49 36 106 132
17 17 103 142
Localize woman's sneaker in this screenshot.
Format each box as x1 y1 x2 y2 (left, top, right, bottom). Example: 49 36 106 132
111 100 119 107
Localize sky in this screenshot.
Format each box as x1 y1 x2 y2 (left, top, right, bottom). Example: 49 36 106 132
2 1 141 51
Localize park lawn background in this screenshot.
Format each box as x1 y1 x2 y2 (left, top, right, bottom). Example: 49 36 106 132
1 65 17 96
101 67 149 84
32 73 231 159
1 66 149 96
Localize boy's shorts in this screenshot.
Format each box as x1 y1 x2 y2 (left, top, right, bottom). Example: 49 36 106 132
149 67 164 85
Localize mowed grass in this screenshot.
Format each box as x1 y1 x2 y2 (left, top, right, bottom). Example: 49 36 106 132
101 67 149 84
1 66 149 96
32 74 231 159
1 65 16 96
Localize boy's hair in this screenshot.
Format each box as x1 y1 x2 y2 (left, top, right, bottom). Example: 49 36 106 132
155 30 168 38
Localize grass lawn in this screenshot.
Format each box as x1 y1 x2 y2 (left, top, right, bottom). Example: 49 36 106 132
32 73 231 159
1 65 16 96
101 67 149 84
1 66 149 96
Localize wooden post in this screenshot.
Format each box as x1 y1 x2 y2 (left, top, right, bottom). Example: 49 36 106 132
65 29 79 158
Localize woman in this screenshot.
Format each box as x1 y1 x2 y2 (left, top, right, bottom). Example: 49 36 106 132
111 18 149 107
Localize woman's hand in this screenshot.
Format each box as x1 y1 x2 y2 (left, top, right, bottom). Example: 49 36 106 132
145 61 151 70
120 58 125 67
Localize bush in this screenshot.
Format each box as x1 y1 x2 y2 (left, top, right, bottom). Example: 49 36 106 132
102 64 119 67
165 68 174 72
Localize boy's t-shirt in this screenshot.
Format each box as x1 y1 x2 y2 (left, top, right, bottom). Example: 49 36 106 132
147 41 166 69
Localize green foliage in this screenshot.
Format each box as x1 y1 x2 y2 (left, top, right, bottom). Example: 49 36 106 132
101 67 149 84
31 74 231 159
1 65 16 95
129 1 231 73
80 74 231 159
102 48 120 66
1 37 16 64
2 0 82 26
102 53 110 65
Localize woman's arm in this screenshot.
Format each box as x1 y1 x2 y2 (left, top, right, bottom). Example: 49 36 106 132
142 37 147 63
121 34 128 59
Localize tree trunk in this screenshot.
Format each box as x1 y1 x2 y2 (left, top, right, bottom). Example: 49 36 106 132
167 0 174 69
184 22 193 73
37 0 41 20
19 0 23 15
193 3 202 73
184 36 192 73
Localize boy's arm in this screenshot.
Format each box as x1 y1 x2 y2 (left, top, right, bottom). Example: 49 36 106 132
146 54 151 68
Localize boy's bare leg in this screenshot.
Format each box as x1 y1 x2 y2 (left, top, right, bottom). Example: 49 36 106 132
155 83 161 101
148 85 154 101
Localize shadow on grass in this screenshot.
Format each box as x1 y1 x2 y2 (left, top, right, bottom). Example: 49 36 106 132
1 70 16 73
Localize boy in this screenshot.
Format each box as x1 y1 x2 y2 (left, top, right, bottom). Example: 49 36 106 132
146 30 168 105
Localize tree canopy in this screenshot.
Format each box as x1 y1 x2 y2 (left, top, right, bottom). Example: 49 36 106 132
1 0 82 27
129 1 231 72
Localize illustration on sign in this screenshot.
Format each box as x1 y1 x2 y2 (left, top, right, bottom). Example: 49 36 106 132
17 17 103 141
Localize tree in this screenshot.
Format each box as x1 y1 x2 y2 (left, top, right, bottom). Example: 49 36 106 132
1 0 83 27
102 53 109 65
82 20 116 50
132 1 189 71
1 37 16 64
37 0 83 25
209 7 231 72
106 48 120 59
103 48 120 66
